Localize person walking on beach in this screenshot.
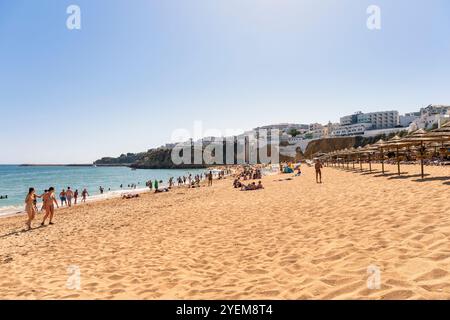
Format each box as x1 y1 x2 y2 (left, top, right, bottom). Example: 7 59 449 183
154 179 159 192
81 188 89 203
208 171 213 186
74 189 79 205
39 189 48 212
315 159 323 184
66 187 74 207
41 187 59 226
24 188 41 230
59 189 67 207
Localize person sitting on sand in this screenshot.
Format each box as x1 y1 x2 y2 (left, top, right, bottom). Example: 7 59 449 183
66 187 74 207
123 193 139 199
25 187 42 230
41 187 59 226
59 189 67 207
256 181 264 189
233 178 242 188
315 159 323 184
241 182 256 191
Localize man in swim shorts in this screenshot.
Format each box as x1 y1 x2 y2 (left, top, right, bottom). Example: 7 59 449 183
66 187 74 207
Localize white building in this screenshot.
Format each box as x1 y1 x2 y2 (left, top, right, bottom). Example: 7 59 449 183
340 110 400 129
340 113 359 126
311 127 326 139
412 105 450 130
399 112 420 127
309 123 323 131
288 136 304 145
254 123 309 134
331 123 373 137
356 111 400 129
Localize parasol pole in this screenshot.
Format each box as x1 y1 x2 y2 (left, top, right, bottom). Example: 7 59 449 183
420 141 424 180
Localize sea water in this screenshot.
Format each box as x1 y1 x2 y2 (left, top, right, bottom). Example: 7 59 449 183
0 165 205 217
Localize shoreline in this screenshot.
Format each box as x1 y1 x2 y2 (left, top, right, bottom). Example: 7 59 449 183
0 186 153 219
0 169 232 218
0 166 220 218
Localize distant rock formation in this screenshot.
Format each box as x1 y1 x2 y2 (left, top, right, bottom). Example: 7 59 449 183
130 148 206 169
94 152 145 166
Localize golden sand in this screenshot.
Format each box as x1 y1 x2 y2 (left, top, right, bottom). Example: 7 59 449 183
0 164 449 299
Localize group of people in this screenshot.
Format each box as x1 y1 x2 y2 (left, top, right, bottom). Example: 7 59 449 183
236 168 262 181
24 187 57 230
233 179 264 191
166 171 216 189
145 179 163 191
19 168 237 230
58 188 90 206
0 195 7 200
24 187 90 230
232 166 264 191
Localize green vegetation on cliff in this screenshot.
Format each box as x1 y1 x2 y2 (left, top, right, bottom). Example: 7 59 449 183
94 152 145 166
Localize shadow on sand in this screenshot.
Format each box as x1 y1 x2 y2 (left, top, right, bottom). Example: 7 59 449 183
0 225 46 239
388 173 431 180
412 176 450 183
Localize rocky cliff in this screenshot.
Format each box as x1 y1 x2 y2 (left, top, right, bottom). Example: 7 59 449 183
303 132 405 158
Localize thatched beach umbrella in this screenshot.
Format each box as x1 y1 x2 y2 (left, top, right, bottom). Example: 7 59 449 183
425 121 450 158
402 129 435 179
356 146 364 171
386 135 411 176
347 147 356 169
372 139 387 174
363 145 376 173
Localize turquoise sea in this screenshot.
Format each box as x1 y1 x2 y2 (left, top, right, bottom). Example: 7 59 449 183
0 165 205 216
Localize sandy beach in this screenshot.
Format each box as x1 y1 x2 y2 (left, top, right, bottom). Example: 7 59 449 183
0 164 449 300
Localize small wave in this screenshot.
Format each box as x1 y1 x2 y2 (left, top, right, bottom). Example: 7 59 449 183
0 205 25 217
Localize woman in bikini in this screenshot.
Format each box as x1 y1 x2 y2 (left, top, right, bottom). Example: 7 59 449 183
41 187 59 226
24 187 42 230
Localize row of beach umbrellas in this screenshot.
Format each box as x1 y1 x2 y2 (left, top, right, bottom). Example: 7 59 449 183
319 121 450 179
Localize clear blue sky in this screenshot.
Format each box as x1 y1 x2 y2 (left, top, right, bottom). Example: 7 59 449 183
1 0 450 163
